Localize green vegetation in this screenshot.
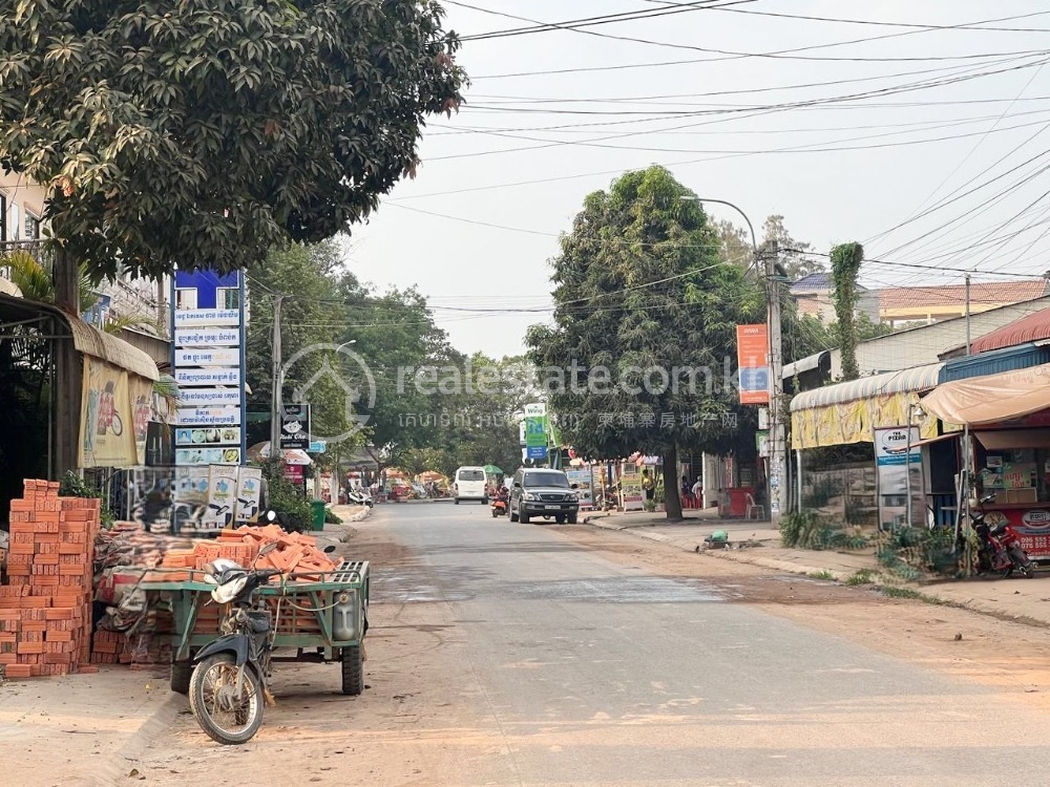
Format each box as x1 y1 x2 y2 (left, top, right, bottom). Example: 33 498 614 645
780 511 870 551
808 570 835 581
845 568 878 586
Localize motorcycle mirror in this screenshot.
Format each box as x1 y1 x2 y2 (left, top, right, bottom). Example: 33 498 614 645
264 510 278 522
323 545 336 553
258 541 279 557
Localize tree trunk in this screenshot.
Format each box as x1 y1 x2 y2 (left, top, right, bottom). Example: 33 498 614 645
663 444 683 521
52 246 81 479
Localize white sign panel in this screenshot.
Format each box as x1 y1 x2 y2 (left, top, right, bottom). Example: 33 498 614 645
173 309 240 328
178 388 242 406
177 407 242 426
174 328 241 347
176 447 242 465
524 402 546 417
175 348 241 367
175 368 242 386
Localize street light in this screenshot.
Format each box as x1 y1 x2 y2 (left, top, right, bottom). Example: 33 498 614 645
679 194 786 523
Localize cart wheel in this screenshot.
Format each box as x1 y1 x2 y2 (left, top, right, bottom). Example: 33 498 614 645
171 660 193 695
341 645 364 695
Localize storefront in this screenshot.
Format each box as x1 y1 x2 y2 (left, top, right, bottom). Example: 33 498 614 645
920 364 1050 559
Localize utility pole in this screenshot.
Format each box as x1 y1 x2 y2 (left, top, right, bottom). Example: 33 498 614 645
965 272 972 356
765 241 787 523
270 294 284 453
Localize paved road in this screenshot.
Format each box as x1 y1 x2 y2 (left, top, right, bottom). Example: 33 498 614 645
357 502 1050 787
130 502 1050 787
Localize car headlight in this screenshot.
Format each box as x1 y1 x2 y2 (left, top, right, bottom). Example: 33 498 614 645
523 492 539 501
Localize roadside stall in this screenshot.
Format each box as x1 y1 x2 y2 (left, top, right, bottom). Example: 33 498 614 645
920 364 1050 561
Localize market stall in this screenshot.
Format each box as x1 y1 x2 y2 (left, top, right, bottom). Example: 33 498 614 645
920 364 1050 560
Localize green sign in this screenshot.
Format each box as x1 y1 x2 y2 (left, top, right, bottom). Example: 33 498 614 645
525 415 548 448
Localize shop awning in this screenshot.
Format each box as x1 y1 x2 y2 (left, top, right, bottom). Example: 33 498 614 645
911 432 960 449
783 350 829 379
919 364 1050 426
790 362 944 412
974 428 1050 450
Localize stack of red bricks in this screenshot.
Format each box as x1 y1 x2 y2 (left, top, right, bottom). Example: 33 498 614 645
0 480 101 678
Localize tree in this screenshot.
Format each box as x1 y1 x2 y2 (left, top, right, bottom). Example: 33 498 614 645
0 0 466 281
762 215 824 281
831 242 865 381
527 166 763 521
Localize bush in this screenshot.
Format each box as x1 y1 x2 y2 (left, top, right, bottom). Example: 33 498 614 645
257 459 311 527
59 470 116 529
781 511 870 551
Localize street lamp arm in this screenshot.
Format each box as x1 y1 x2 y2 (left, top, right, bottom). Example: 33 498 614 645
682 196 758 254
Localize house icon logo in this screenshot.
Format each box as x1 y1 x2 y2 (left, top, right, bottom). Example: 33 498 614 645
278 343 376 446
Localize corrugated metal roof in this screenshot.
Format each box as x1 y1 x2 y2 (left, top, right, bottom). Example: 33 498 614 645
790 362 943 412
969 306 1050 354
941 343 1050 382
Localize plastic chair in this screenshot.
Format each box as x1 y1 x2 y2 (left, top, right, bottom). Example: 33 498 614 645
745 493 765 520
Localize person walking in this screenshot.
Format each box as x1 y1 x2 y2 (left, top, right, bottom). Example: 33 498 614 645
680 474 692 509
691 476 704 509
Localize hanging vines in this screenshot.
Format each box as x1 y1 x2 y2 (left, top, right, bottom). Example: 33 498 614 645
830 242 864 381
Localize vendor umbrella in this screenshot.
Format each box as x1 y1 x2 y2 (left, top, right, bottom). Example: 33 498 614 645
483 464 503 475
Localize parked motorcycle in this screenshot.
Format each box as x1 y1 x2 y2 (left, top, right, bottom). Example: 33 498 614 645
345 488 374 508
189 541 337 744
970 493 1034 578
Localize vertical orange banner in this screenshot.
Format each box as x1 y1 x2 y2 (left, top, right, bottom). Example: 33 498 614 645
736 324 770 405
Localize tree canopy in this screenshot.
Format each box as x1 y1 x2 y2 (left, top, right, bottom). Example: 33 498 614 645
0 0 466 281
527 165 764 520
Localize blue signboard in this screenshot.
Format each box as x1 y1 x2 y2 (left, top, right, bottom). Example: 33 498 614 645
526 445 548 460
171 269 246 467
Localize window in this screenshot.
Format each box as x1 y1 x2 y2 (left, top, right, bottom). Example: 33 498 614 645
524 471 569 488
217 287 240 310
175 288 197 310
24 213 40 240
0 193 7 243
457 470 485 481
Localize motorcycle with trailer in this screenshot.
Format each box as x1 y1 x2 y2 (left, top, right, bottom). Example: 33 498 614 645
140 543 370 744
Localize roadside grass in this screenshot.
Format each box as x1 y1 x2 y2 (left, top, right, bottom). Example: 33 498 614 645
808 570 836 581
845 568 879 586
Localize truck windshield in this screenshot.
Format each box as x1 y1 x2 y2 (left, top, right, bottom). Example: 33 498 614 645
525 472 569 488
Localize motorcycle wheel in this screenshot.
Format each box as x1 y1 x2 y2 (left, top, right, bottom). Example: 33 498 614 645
189 654 264 745
1009 546 1035 578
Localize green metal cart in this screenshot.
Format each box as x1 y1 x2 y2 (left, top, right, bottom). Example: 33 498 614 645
140 559 369 696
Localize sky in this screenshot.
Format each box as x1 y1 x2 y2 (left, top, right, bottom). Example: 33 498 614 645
346 0 1050 359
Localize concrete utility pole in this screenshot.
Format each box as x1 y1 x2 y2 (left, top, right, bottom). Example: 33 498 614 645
965 272 972 356
765 241 787 523
270 294 284 454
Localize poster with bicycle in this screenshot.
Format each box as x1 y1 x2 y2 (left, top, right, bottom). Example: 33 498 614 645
79 356 137 468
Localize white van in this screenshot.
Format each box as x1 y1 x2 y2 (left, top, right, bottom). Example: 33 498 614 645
453 466 488 504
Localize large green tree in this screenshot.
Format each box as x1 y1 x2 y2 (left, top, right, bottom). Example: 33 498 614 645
527 166 763 521
0 0 465 281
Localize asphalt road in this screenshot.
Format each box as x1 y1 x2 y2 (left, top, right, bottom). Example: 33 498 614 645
367 502 1050 787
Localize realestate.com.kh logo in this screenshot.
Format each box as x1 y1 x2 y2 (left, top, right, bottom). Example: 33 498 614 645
279 343 377 446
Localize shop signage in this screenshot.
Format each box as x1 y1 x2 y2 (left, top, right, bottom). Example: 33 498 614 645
175 368 242 386
171 269 246 473
873 425 922 531
173 308 240 327
235 467 263 523
279 403 311 450
620 464 644 511
173 328 241 347
736 324 769 405
175 348 241 367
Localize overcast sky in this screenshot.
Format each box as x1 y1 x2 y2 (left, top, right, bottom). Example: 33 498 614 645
346 0 1050 359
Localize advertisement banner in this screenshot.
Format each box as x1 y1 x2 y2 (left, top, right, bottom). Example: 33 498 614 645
175 348 241 367
175 447 242 466
128 375 154 466
620 464 644 511
176 407 241 426
235 467 264 523
173 328 241 347
564 467 593 508
173 309 240 328
204 465 239 528
79 357 137 468
175 426 242 447
736 324 769 405
174 368 242 387
874 425 923 531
